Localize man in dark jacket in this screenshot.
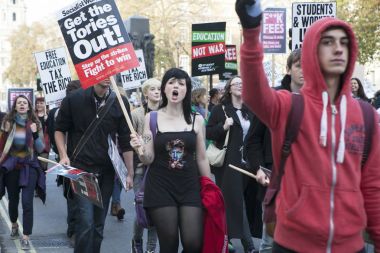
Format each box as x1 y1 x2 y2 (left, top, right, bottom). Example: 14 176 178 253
244 48 303 253
55 78 134 253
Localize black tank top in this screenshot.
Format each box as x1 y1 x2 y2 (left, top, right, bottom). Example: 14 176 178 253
144 113 201 207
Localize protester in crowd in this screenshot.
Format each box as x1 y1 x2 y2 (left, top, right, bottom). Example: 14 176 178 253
130 68 211 253
191 87 208 119
244 48 303 253
371 90 380 109
130 78 160 253
35 97 50 172
351 77 370 102
47 80 82 247
206 76 257 253
236 1 380 252
55 78 134 253
208 88 221 112
109 87 130 222
0 95 46 250
0 110 5 125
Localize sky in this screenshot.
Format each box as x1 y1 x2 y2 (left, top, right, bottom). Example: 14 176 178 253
25 0 76 23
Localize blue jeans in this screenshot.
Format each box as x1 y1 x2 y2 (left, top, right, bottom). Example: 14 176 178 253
132 167 157 251
111 177 122 204
260 204 273 252
73 172 114 253
5 168 38 235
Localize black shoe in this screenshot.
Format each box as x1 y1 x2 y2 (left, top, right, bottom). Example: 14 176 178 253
117 208 125 221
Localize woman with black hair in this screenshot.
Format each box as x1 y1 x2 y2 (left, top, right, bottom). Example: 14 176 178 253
206 76 256 253
130 68 211 253
351 77 370 102
0 95 46 250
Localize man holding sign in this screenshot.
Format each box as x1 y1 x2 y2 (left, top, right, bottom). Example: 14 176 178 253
55 78 133 253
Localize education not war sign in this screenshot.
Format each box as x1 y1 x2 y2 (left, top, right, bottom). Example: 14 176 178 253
261 8 286 54
292 2 336 50
57 0 139 88
192 22 226 77
120 49 147 90
34 47 72 105
219 45 238 80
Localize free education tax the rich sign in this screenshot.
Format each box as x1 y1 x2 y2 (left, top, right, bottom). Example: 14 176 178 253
57 0 139 88
191 22 226 76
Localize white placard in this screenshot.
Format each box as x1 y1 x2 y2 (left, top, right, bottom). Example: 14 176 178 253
120 49 148 90
292 2 336 50
34 47 72 105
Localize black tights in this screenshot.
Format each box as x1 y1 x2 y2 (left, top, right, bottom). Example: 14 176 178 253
148 206 203 253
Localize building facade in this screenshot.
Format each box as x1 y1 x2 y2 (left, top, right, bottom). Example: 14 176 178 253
0 0 26 111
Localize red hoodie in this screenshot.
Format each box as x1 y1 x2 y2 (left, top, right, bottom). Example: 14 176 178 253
200 176 228 253
240 18 380 253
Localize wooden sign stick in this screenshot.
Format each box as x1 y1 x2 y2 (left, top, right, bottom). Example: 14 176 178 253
110 75 143 155
228 164 257 179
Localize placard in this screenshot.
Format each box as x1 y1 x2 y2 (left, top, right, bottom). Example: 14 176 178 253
34 47 72 105
292 2 336 50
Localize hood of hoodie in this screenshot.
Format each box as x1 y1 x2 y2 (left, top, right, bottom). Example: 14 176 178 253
301 17 358 103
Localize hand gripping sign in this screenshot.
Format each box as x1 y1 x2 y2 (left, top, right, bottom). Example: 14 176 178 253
57 0 143 155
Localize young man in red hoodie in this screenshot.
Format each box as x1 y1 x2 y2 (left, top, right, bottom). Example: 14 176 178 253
236 1 380 252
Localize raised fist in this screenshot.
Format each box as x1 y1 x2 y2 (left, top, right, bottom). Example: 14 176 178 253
235 0 262 29
30 123 37 133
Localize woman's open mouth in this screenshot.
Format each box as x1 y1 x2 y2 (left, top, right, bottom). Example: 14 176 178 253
172 90 179 99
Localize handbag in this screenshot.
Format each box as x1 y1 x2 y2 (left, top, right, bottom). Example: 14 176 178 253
206 106 229 167
135 111 157 228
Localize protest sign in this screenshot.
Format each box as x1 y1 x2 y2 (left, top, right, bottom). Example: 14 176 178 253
292 2 336 50
191 22 226 76
7 88 34 111
47 163 88 181
120 49 147 90
38 156 104 208
262 8 286 54
57 0 139 88
34 47 72 105
219 45 238 80
108 135 128 190
71 173 103 208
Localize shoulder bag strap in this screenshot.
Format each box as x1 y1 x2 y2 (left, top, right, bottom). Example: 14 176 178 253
358 100 374 168
71 92 116 162
221 105 230 148
273 93 304 189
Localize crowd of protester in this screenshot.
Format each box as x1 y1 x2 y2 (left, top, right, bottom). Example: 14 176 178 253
0 1 380 252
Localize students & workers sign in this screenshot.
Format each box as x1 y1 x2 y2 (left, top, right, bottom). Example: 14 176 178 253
191 22 226 76
34 47 72 105
292 2 336 50
57 0 139 88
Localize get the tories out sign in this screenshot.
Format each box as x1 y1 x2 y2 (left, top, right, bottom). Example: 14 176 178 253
57 0 139 88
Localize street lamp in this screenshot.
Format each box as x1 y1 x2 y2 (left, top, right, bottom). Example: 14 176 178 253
175 41 181 68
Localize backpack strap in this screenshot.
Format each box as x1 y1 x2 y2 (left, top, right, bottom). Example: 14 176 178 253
139 111 158 193
358 101 374 167
273 93 305 189
263 93 304 224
